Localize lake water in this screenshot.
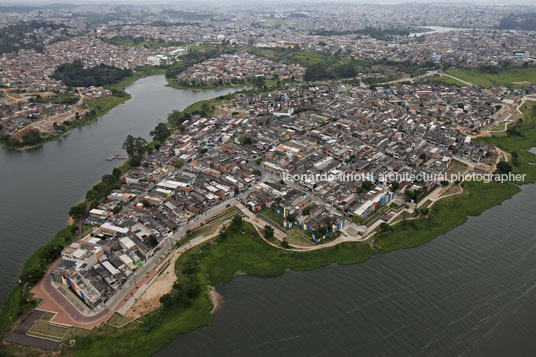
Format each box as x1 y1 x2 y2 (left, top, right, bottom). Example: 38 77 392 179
158 183 536 356
0 75 241 305
410 26 475 37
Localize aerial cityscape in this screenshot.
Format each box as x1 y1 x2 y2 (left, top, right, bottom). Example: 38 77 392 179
0 1 535 356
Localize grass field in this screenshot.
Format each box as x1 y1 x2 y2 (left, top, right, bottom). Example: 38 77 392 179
446 67 536 87
257 207 285 226
286 226 314 247
27 312 69 342
441 183 463 197
415 74 468 87
447 158 469 179
420 200 432 208
205 206 241 224
107 313 134 328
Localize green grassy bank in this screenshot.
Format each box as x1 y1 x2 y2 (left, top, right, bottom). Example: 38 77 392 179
446 66 536 87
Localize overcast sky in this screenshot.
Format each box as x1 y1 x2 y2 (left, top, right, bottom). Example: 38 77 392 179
0 0 530 4
0 0 535 6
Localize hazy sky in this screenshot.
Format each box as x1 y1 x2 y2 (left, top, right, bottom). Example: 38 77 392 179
0 0 535 5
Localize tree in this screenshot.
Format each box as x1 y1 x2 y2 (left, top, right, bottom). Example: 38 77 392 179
123 135 147 158
352 215 363 224
147 235 159 248
404 189 417 201
239 135 253 145
254 77 265 88
263 225 274 240
495 161 513 175
361 180 374 191
150 123 171 143
134 137 148 156
232 215 243 227
219 228 228 241
281 239 290 248
101 174 116 186
507 125 523 137
53 60 132 87
304 62 331 81
112 167 121 180
391 181 400 191
122 135 136 158
129 156 141 167
379 222 391 233
159 293 173 308
69 203 85 219
21 129 42 146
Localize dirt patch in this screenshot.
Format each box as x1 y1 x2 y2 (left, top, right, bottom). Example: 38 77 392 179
213 99 236 116
513 81 530 85
208 286 223 315
124 258 177 319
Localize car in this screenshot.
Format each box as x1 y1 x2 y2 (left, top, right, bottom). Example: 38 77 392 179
225 203 231 207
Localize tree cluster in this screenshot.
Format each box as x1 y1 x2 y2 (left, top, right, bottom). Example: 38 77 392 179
122 135 148 158
150 123 171 143
498 13 536 31
53 60 132 87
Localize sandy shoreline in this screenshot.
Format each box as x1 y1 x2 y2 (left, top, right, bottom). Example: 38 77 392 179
208 286 223 315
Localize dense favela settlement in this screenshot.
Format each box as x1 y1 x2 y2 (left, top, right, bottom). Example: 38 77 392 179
44 80 531 312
